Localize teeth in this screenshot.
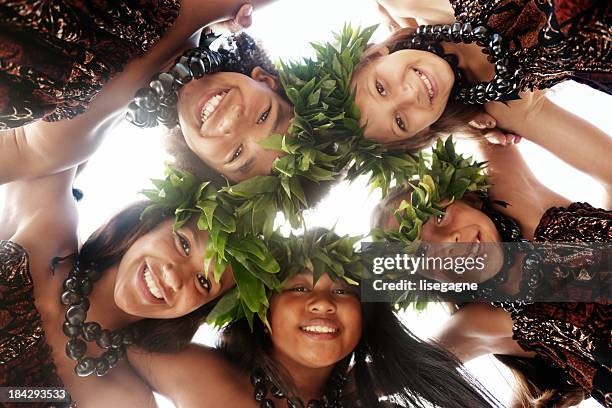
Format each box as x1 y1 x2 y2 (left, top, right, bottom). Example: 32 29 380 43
301 326 339 334
414 69 434 101
200 91 228 124
144 266 163 300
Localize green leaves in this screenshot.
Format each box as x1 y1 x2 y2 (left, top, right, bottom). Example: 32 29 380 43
374 137 488 250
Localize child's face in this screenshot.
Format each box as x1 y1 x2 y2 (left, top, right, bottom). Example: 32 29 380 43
352 46 454 143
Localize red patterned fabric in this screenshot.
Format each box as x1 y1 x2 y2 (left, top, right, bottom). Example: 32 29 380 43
511 204 611 406
0 241 74 407
450 0 611 95
0 0 181 129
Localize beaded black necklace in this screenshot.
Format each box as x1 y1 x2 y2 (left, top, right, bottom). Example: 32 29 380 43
479 199 543 304
250 368 346 408
126 33 230 129
391 22 522 104
61 260 134 376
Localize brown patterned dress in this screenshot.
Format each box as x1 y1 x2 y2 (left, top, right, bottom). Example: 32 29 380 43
0 0 181 130
450 0 611 95
0 241 73 407
509 203 611 406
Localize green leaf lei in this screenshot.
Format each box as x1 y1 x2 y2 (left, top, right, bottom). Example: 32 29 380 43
208 229 370 329
372 137 488 251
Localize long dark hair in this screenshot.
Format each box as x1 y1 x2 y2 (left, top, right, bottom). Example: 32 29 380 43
77 200 217 353
218 301 497 407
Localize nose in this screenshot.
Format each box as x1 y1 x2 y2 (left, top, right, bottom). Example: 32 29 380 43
307 292 337 314
161 263 183 292
215 105 244 137
396 82 419 108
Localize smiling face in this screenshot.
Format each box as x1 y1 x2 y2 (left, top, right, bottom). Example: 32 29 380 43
176 67 293 182
113 219 235 319
352 46 454 144
269 271 362 370
382 197 504 283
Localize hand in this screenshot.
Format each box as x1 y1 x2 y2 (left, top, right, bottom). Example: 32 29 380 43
207 3 254 34
376 1 418 32
469 113 522 146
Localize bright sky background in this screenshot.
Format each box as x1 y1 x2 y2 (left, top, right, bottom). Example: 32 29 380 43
66 1 610 406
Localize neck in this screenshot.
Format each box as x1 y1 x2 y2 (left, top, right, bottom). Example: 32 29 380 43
271 350 335 403
84 265 141 331
442 42 495 84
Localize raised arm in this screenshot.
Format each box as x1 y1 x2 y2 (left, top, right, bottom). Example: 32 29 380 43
433 304 531 363
128 345 253 408
485 93 612 199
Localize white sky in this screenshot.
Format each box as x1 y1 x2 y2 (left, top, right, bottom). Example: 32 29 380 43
67 1 610 406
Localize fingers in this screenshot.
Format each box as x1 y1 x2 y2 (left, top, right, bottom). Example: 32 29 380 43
469 112 497 129
234 3 254 30
208 3 253 34
482 129 522 146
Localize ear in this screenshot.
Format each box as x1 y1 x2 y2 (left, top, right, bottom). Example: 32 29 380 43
250 66 280 90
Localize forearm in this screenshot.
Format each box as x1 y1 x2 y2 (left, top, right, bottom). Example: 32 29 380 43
506 97 612 189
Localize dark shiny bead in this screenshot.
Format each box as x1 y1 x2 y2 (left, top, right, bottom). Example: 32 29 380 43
450 22 462 42
74 297 90 312
160 91 178 106
485 82 497 99
254 386 266 402
82 322 102 342
472 26 489 43
66 305 86 325
178 55 190 66
122 332 135 345
63 277 79 291
80 277 92 295
126 102 149 126
95 359 110 376
75 357 96 377
410 36 423 47
134 87 160 112
494 77 512 93
440 24 452 41
259 400 274 408
491 44 503 57
271 386 284 398
66 338 87 360
63 321 81 338
490 33 502 46
251 369 265 386
424 25 434 36
61 290 81 306
459 23 473 43
171 63 192 85
287 399 299 408
189 56 206 78
495 59 512 78
110 333 123 348
84 267 101 282
149 79 167 97
158 72 175 93
103 350 119 368
307 400 323 408
416 25 426 36
96 330 112 349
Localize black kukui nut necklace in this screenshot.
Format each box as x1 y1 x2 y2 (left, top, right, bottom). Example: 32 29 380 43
61 260 134 377
250 368 345 408
126 33 228 129
392 21 523 104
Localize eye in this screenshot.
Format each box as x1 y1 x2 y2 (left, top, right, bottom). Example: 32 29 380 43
375 80 387 96
257 105 272 124
230 144 243 163
435 213 447 225
395 113 406 131
287 286 309 293
197 273 210 291
175 232 191 256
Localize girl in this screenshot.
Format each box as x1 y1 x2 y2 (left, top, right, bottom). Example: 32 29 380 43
128 229 498 408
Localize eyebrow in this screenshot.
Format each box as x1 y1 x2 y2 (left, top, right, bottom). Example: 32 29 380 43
184 221 202 249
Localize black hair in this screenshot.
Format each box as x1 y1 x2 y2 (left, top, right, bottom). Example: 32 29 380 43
78 200 218 352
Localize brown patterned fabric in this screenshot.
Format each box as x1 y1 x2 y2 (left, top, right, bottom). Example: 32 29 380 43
0 0 181 130
450 0 611 95
511 204 611 406
0 241 74 407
